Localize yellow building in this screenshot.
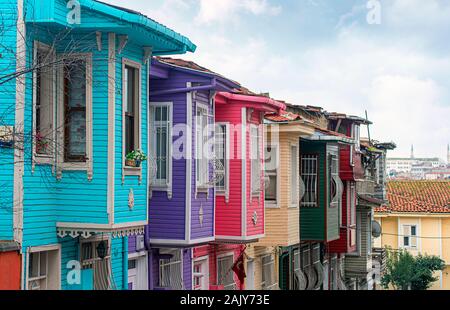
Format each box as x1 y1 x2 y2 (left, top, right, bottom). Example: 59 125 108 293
244 112 314 290
374 180 450 290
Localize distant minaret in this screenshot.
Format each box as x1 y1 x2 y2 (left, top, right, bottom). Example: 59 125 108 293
411 145 415 159
447 144 450 165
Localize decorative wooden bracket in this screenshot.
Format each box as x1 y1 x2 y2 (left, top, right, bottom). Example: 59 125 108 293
118 35 128 54
96 31 102 51
143 46 153 64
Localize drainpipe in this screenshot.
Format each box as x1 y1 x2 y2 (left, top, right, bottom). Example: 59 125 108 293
150 78 217 96
144 224 153 290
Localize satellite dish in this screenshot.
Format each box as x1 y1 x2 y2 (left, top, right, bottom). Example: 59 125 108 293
372 220 382 238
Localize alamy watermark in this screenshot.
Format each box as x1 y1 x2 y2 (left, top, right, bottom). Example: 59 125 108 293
67 0 81 25
367 0 381 25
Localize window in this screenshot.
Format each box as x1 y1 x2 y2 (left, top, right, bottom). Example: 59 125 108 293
354 124 361 152
349 183 357 247
403 225 418 248
193 259 209 290
151 104 172 187
124 65 140 158
250 125 261 196
80 240 111 290
215 123 228 193
301 155 318 207
261 255 277 290
290 145 299 207
64 58 88 162
159 249 183 290
27 247 60 290
34 42 54 158
329 154 340 208
217 255 236 290
264 145 278 205
196 105 209 189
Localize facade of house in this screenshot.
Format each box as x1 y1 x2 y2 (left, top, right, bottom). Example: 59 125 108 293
344 140 395 290
127 57 238 290
0 0 194 290
193 90 285 291
374 180 450 290
256 111 315 290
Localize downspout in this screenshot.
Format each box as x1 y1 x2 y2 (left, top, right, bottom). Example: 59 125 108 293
122 237 128 290
150 78 217 96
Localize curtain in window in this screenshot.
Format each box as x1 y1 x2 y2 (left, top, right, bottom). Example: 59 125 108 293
152 106 170 186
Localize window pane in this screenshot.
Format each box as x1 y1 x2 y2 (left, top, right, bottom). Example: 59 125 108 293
125 67 135 114
65 59 86 161
36 48 53 155
404 236 409 247
29 253 39 278
301 155 318 207
67 110 86 157
411 226 417 236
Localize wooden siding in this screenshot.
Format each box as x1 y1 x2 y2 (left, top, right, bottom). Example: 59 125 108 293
258 131 300 247
345 207 372 276
215 103 243 237
300 141 326 241
0 0 18 240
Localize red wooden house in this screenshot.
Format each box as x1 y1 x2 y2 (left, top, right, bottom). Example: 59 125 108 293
328 114 371 254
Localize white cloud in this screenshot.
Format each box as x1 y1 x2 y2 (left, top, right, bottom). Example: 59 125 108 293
196 0 281 24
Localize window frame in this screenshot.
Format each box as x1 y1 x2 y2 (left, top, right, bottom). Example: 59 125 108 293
159 249 183 290
300 154 319 208
261 254 277 290
215 122 230 199
56 53 93 178
32 41 56 165
122 58 142 178
264 143 280 208
149 102 173 194
250 124 262 198
402 225 418 249
26 244 61 290
217 253 236 290
290 144 300 208
195 102 210 191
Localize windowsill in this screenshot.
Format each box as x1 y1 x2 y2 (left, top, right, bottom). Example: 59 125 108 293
196 186 210 193
251 192 261 199
151 184 170 191
265 201 279 209
289 204 299 209
123 166 142 177
216 191 228 196
35 154 54 165
61 162 89 171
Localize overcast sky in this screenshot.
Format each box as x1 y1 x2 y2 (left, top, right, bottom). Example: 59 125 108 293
103 0 450 160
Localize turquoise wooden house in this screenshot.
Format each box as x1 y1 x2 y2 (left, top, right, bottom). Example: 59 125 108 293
0 0 195 290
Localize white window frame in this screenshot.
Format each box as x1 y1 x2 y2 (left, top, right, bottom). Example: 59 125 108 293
195 102 210 191
159 249 183 290
349 182 357 247
150 102 173 196
193 256 209 291
217 253 236 290
402 225 418 249
26 244 61 290
215 122 230 199
264 143 280 208
290 144 300 208
354 124 361 152
250 124 262 197
261 254 277 290
56 53 93 180
32 41 56 166
122 58 142 179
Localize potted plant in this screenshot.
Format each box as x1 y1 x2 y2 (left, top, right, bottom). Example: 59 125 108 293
36 132 49 154
125 150 148 168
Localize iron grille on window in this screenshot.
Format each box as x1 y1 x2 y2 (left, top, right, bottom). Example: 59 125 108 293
301 155 318 207
217 256 236 290
159 249 183 290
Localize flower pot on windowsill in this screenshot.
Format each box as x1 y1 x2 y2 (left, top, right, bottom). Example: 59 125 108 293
126 159 142 168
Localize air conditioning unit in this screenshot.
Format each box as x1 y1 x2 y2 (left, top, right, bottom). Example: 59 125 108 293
136 235 145 252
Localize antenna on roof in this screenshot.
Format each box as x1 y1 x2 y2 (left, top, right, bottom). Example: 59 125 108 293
365 110 371 142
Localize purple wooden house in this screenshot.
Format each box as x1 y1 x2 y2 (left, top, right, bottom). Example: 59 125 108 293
128 57 238 290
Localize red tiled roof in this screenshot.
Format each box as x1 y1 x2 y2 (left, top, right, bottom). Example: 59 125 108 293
375 181 450 213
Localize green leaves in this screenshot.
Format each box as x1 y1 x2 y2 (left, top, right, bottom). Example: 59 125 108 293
125 149 148 161
381 247 445 290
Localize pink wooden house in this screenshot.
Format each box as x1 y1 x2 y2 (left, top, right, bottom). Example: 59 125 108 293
193 89 285 290
214 89 286 242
